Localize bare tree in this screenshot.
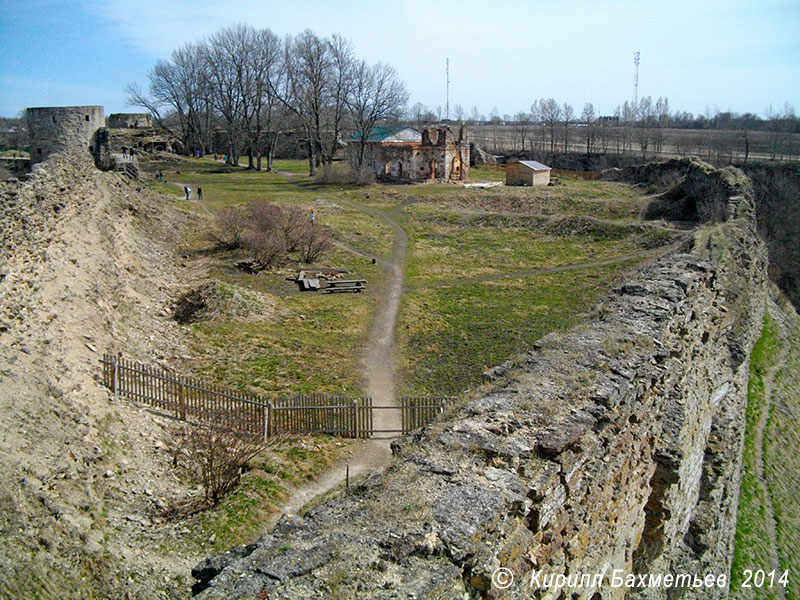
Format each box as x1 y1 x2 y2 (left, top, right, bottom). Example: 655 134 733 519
581 102 597 154
562 102 574 153
513 111 532 152
347 60 408 171
538 98 562 154
205 26 248 165
126 42 210 154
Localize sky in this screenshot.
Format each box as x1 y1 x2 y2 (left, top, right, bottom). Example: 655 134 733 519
1 0 798 120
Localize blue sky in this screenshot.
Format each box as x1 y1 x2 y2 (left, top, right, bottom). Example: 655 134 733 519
1 0 798 119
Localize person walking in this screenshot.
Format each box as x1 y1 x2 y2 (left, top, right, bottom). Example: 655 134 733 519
184 185 191 201
122 147 127 159
197 187 203 202
310 210 316 226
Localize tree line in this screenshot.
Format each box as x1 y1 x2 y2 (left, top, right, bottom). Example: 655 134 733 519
414 97 799 164
126 24 408 175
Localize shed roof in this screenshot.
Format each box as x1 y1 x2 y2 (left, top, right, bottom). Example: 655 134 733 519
350 126 421 143
511 160 551 171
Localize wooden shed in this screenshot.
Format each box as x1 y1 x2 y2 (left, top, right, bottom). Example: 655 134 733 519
505 160 551 186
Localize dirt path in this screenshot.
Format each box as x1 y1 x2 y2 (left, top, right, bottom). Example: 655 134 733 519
753 306 790 598
281 194 409 515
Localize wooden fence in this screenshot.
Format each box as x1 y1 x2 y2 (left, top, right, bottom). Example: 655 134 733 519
400 397 458 433
101 354 449 438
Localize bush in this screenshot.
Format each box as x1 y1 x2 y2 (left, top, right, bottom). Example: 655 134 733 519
186 424 267 507
302 222 332 264
215 206 247 249
213 200 332 270
245 228 287 268
281 206 308 252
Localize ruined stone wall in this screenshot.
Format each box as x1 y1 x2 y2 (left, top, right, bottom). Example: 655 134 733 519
193 166 768 600
26 105 104 166
349 124 470 182
107 113 153 129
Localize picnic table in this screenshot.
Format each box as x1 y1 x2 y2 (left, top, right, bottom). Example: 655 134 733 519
323 279 367 293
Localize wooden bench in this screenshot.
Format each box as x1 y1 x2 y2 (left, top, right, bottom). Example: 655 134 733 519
323 279 366 293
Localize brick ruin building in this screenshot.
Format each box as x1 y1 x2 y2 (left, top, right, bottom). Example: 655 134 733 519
348 124 470 182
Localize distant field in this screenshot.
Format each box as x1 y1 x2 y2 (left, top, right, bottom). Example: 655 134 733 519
468 123 800 163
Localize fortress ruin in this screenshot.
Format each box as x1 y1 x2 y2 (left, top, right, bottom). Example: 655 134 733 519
26 105 105 166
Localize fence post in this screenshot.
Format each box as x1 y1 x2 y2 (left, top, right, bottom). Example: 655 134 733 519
112 354 119 402
267 401 273 438
353 399 359 439
178 379 186 421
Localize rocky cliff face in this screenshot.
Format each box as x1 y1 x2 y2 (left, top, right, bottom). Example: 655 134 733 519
0 153 198 598
193 163 769 599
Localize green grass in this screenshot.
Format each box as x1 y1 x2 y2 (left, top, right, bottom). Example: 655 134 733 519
763 315 800 600
396 259 641 396
731 312 793 600
731 313 781 598
141 153 663 406
138 156 392 398
173 435 357 554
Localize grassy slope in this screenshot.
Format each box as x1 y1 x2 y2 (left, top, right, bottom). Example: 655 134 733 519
731 314 783 599
393 179 660 395
732 309 800 600
765 315 800 599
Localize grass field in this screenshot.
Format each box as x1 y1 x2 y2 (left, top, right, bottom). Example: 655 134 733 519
142 154 670 400
170 434 358 555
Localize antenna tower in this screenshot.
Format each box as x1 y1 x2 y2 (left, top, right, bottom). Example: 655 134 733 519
445 58 450 121
633 51 640 106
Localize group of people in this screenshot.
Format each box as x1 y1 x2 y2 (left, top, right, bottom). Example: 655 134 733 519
184 186 203 202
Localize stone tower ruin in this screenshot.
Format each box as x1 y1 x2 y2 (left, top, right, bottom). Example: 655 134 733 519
26 105 105 166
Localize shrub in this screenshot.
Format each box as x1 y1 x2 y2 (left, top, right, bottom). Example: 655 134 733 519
281 206 308 252
245 228 287 268
213 200 331 268
302 223 332 264
215 206 248 249
186 424 267 507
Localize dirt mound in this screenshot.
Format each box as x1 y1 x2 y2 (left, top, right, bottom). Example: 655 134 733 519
172 281 276 324
0 152 201 598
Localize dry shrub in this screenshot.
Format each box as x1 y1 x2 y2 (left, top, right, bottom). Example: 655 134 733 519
247 200 284 231
244 228 287 268
302 223 332 264
187 423 268 507
315 162 375 185
281 206 308 251
213 200 332 269
215 205 248 249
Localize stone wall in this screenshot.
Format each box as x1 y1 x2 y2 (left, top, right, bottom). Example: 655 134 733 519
349 124 470 183
26 105 104 166
107 113 153 129
193 165 768 600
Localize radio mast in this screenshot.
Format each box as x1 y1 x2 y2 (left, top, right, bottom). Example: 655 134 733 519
446 58 450 120
633 51 640 106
